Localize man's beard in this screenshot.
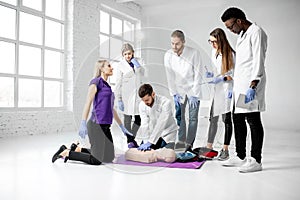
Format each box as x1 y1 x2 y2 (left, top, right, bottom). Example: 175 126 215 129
146 98 154 107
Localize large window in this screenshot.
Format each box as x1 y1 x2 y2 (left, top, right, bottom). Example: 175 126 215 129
99 6 139 85
0 0 65 109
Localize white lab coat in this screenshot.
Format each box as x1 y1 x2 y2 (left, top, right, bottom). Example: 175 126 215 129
114 58 145 115
233 23 267 113
210 49 234 116
137 95 178 144
164 46 203 100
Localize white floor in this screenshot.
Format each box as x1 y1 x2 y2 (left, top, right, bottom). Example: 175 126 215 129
1 127 300 200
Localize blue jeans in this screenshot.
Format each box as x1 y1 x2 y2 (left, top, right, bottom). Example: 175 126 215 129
175 96 200 146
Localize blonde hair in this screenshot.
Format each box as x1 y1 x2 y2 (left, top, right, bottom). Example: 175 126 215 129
93 60 107 78
121 43 134 55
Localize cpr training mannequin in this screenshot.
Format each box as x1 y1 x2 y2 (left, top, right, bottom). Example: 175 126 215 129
125 148 176 163
124 84 178 163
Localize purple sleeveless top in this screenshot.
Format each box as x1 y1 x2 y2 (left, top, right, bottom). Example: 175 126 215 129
89 77 114 124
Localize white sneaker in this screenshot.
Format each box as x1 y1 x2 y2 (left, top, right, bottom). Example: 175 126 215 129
221 155 246 167
238 157 262 173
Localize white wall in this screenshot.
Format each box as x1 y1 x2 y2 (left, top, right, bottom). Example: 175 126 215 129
140 0 300 131
72 0 142 125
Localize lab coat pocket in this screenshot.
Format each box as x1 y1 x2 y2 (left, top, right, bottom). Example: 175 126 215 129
248 99 259 111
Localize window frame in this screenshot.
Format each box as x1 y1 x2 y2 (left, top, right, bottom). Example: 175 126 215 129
99 5 140 86
0 0 65 111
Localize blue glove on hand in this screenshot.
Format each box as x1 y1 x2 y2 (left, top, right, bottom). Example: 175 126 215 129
227 90 233 99
128 141 139 148
245 88 256 104
79 120 88 139
205 71 214 78
209 76 224 84
137 141 152 151
119 124 133 136
118 100 124 111
173 94 183 107
189 96 199 109
131 57 141 68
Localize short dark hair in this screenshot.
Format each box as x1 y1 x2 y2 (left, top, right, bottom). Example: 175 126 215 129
138 84 153 98
221 7 246 22
171 30 185 42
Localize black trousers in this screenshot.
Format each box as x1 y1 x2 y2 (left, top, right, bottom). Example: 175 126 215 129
68 148 101 165
68 121 114 165
233 112 264 163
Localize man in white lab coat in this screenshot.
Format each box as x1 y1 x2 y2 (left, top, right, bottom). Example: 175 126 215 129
136 84 178 151
164 30 202 150
221 7 268 173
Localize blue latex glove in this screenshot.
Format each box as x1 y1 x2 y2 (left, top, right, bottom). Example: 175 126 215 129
128 141 139 148
79 120 88 139
209 76 224 84
205 71 214 78
189 96 198 109
131 57 141 68
119 124 133 136
137 141 152 151
173 94 183 107
118 100 124 111
227 90 233 99
245 88 256 103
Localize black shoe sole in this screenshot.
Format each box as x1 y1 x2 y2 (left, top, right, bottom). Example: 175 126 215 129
52 145 67 163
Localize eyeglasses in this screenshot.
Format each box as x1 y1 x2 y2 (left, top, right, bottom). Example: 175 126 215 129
226 19 237 30
208 39 217 45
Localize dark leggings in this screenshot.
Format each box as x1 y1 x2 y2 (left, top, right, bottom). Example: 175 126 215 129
207 111 233 146
68 121 114 165
68 148 101 165
124 114 141 137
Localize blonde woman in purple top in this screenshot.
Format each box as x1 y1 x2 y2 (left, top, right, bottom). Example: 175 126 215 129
52 60 137 165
